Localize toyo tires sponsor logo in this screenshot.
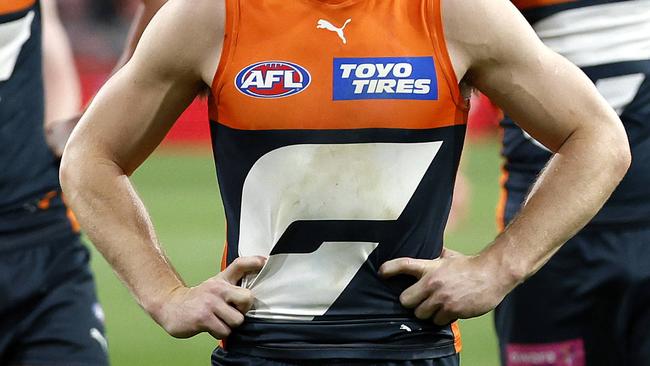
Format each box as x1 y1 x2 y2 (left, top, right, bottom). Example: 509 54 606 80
235 61 311 99
333 57 438 100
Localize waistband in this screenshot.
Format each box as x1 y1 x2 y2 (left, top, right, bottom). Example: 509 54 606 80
226 316 458 360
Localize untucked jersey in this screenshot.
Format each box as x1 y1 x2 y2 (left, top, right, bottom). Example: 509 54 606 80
501 0 650 226
0 0 59 213
208 0 466 360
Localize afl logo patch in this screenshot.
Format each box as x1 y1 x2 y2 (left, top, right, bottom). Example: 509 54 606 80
235 61 311 99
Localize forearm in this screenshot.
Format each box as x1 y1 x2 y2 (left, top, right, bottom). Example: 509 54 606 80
59 41 204 313
482 126 630 286
61 156 184 314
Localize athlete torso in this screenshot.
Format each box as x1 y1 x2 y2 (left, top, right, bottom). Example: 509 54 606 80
208 0 466 360
501 0 650 225
0 0 71 246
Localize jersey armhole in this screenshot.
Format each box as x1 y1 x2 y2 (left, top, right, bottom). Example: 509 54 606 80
210 0 239 99
425 0 467 110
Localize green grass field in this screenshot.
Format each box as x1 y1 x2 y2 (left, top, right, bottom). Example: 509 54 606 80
89 138 503 365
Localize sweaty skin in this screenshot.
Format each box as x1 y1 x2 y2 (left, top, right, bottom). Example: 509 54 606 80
60 0 630 339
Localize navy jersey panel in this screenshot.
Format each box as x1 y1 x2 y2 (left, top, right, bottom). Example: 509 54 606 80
0 1 60 211
212 348 461 366
211 122 464 359
0 233 108 366
502 0 650 225
494 223 650 366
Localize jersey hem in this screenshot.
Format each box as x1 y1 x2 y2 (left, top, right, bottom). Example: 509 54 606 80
226 315 458 360
226 342 458 360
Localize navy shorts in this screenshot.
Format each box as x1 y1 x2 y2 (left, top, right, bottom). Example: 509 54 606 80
211 348 460 366
495 224 650 366
0 232 109 366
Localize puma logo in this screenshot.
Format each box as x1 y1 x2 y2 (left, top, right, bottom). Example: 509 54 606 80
90 328 108 353
316 18 352 44
400 324 412 332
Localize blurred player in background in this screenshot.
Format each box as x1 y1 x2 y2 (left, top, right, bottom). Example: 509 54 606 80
61 0 629 365
0 0 164 365
493 1 650 365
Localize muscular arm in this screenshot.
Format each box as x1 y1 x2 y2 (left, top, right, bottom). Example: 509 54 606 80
453 0 630 281
61 0 263 339
445 0 630 281
381 0 630 324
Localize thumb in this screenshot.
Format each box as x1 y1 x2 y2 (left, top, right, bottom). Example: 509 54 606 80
379 258 428 279
219 256 267 285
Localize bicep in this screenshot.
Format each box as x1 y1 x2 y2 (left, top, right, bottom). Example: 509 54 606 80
76 61 201 175
472 48 610 152
445 0 617 152
68 0 213 175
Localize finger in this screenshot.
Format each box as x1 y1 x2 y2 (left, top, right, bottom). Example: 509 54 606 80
223 285 255 313
220 256 267 284
399 279 432 309
379 258 427 279
213 300 246 328
433 308 458 326
201 314 231 340
440 247 462 258
413 296 442 320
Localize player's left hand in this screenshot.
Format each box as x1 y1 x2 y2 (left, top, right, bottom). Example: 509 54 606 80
46 115 81 158
379 248 514 326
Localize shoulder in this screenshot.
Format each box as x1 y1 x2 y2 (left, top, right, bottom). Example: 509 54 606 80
146 0 225 51
440 0 547 82
158 0 224 26
131 0 226 84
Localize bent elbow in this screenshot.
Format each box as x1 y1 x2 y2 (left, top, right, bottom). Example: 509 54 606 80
59 141 83 197
614 142 632 180
608 129 632 182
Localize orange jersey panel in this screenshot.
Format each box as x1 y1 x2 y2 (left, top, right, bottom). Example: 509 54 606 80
210 0 467 130
0 0 35 15
208 0 466 359
451 321 463 353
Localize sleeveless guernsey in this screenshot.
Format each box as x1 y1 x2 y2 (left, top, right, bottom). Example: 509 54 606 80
209 0 467 359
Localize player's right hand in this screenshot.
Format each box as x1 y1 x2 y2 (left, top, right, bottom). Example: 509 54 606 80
152 256 266 339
